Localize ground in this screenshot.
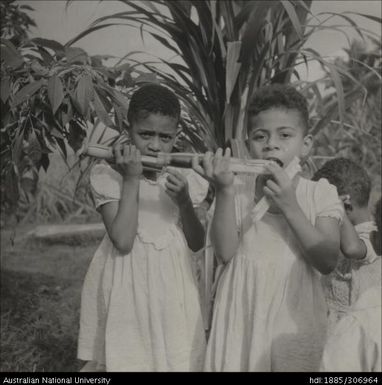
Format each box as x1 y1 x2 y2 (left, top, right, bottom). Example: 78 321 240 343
0 226 99 372
0 221 208 372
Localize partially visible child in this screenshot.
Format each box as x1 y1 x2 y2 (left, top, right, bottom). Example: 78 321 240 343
78 84 208 371
312 159 380 327
320 284 381 372
320 197 381 372
194 84 344 371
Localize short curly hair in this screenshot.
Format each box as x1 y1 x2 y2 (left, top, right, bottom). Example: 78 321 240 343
247 84 309 134
127 84 180 125
311 157 371 208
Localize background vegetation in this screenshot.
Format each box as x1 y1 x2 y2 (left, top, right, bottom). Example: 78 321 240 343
0 0 380 372
1 0 381 226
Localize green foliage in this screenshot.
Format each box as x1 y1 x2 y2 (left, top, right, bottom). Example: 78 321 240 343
1 1 381 224
311 40 381 183
17 156 99 225
68 0 381 159
0 0 36 45
0 3 140 222
69 0 313 151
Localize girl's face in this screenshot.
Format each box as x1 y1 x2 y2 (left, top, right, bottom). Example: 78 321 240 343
129 113 178 156
246 108 312 167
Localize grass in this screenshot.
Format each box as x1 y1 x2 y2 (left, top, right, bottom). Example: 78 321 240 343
0 229 99 372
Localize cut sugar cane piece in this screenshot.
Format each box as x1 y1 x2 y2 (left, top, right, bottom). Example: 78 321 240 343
82 144 279 175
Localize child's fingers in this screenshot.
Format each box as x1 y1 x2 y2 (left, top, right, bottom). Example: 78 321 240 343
135 148 141 162
213 147 232 173
165 180 180 192
215 148 223 157
114 145 123 163
223 147 231 158
221 147 231 170
192 155 204 175
123 144 132 161
202 151 214 177
265 179 281 195
166 168 184 181
265 162 289 185
213 147 223 168
166 172 183 186
263 185 275 199
265 160 282 173
164 188 176 200
130 145 139 161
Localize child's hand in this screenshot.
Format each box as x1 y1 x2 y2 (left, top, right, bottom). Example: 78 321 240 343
165 169 191 207
339 194 352 211
114 144 143 179
263 162 299 212
192 148 234 190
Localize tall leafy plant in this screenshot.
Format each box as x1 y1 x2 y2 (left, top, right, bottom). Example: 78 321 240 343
0 1 146 222
67 0 381 156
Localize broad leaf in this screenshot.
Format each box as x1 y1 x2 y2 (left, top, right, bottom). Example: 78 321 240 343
0 76 11 103
50 126 65 140
112 89 129 109
13 80 45 107
0 40 24 69
92 90 115 128
26 130 43 165
47 76 65 114
40 153 50 172
32 38 65 54
76 74 94 116
65 46 88 64
68 121 87 152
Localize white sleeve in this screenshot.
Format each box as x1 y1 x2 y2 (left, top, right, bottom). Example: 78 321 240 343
89 163 122 209
314 178 344 223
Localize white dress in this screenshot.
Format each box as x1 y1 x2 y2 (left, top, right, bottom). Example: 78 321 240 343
77 163 208 372
320 285 381 372
204 176 344 372
323 221 380 328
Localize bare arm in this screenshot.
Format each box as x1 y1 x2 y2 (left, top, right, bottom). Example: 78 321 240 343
193 149 239 263
178 198 205 252
340 214 367 260
282 207 340 274
100 144 142 254
264 163 340 274
210 185 239 263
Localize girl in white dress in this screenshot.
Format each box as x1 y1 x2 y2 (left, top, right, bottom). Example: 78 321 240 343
320 198 381 372
320 285 381 372
77 84 208 372
194 85 344 372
